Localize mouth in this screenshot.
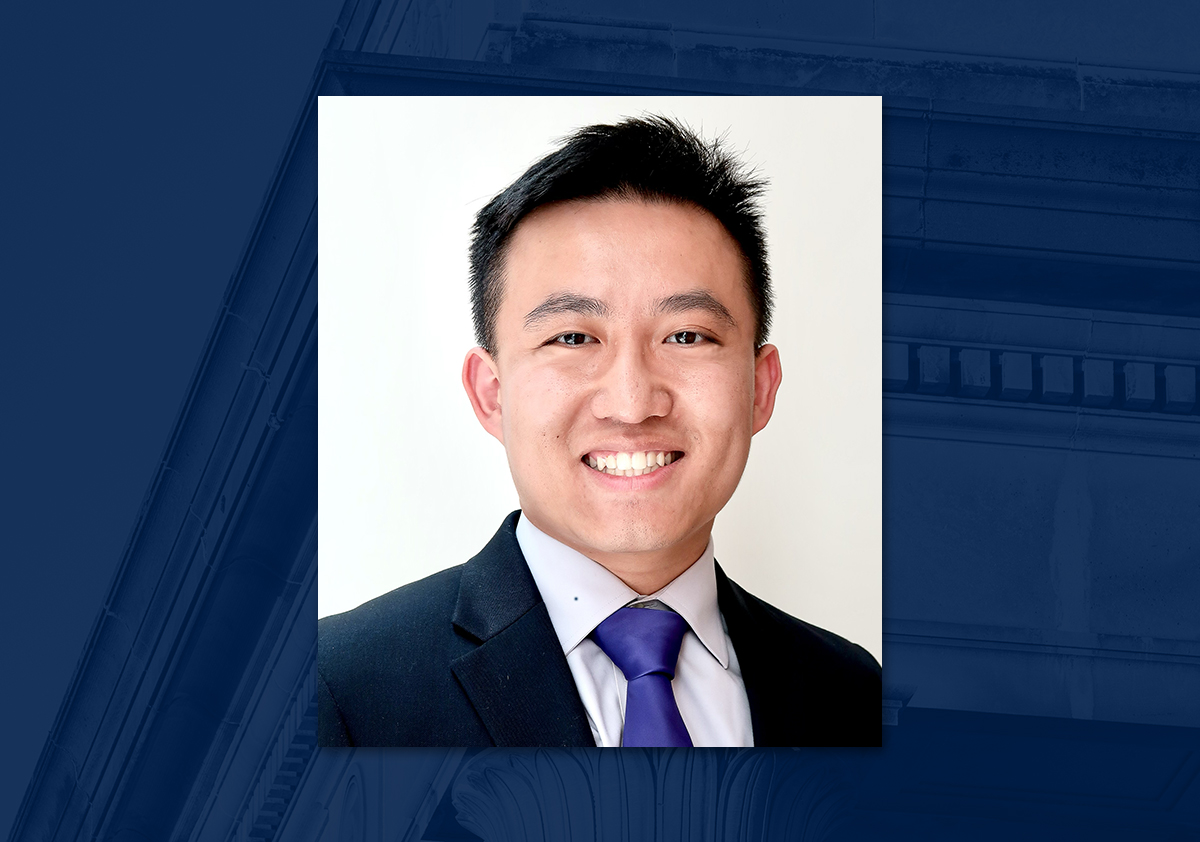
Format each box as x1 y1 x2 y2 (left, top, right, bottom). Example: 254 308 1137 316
581 450 683 477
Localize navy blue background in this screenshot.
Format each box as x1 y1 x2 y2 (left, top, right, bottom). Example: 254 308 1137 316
0 0 341 832
4 1 1198 840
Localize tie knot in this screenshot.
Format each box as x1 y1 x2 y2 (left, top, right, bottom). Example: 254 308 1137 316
592 606 688 680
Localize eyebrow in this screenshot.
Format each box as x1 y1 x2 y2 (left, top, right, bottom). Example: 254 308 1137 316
652 289 736 328
522 288 737 331
523 293 612 330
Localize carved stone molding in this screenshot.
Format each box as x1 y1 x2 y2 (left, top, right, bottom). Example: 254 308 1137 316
884 295 1200 418
335 770 365 842
230 667 319 842
450 749 851 842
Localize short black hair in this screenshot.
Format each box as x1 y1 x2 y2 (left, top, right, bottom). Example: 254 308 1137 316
468 115 772 354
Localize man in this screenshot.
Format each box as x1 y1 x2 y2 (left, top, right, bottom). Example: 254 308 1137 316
318 116 881 747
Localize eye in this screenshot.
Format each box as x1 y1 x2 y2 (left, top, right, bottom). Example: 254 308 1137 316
550 332 597 347
665 331 708 345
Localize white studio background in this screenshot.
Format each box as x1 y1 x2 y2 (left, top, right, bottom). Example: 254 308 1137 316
319 97 882 663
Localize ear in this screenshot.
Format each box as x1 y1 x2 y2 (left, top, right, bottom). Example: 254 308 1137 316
462 346 505 444
751 343 783 435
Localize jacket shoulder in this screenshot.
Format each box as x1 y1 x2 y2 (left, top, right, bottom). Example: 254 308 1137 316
749 588 880 679
317 565 487 746
319 565 463 652
718 570 881 746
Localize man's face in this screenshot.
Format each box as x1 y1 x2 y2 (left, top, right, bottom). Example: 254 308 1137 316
463 198 782 583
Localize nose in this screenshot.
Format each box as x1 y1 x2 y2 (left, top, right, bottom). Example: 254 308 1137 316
590 342 673 423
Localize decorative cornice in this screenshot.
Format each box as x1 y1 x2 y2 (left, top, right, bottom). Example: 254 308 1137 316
884 395 1200 459
884 295 1200 430
326 3 1200 126
885 619 1200 667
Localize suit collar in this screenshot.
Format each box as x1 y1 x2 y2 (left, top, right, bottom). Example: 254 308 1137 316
516 514 729 668
451 511 541 641
450 511 595 747
451 515 791 747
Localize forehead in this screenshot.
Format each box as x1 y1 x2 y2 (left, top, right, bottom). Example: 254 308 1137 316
499 198 751 316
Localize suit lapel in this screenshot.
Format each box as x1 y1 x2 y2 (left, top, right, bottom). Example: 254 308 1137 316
715 562 797 747
450 512 595 747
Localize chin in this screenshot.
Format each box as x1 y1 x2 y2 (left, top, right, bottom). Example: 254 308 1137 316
575 519 683 557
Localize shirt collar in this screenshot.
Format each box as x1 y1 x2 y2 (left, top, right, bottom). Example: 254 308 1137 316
516 513 730 669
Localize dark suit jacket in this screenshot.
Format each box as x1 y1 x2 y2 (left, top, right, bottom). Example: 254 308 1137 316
318 511 881 747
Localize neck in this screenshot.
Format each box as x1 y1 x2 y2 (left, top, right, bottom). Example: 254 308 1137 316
529 516 713 595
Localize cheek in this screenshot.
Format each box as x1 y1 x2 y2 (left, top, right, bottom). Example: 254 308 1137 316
677 364 756 435
502 368 586 451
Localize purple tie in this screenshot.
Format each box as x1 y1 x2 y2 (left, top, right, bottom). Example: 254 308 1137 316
592 606 693 747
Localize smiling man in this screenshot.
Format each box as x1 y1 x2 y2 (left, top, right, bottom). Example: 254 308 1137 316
318 117 881 748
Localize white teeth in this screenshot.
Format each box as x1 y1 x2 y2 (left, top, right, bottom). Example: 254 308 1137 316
583 450 680 477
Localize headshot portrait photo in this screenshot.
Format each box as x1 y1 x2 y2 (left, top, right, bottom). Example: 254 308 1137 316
318 96 882 748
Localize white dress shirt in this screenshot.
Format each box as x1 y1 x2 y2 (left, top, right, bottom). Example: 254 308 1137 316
516 514 754 747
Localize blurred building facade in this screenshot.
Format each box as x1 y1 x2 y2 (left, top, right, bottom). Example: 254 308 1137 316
9 3 1199 841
